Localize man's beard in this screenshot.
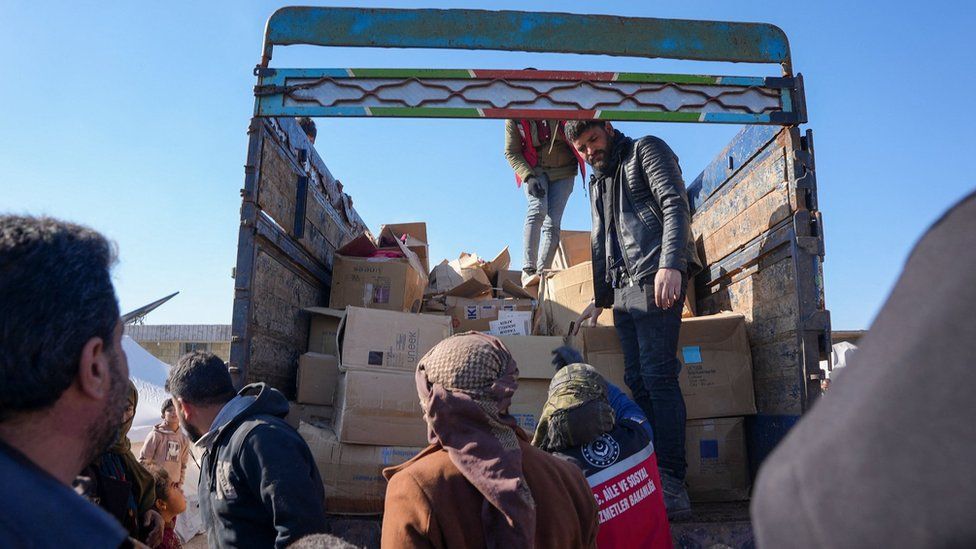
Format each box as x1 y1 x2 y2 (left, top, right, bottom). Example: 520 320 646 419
591 140 614 172
181 412 205 443
83 347 129 463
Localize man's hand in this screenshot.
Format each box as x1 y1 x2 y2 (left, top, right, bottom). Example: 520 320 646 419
572 301 604 335
526 174 547 199
654 268 683 310
143 510 164 547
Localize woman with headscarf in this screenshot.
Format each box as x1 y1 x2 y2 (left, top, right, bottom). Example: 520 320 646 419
533 360 673 549
78 380 164 546
381 332 599 549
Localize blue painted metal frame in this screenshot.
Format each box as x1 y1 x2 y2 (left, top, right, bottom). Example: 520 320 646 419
261 7 792 71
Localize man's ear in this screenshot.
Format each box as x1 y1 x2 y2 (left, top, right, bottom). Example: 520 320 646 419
76 336 112 400
604 122 614 133
176 398 194 422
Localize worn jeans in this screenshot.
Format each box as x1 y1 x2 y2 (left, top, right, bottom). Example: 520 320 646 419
523 175 574 272
613 277 687 480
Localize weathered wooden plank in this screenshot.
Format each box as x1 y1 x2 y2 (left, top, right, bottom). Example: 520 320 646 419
751 336 803 415
687 125 780 213
700 186 791 266
245 332 301 398
257 137 299 237
250 247 324 349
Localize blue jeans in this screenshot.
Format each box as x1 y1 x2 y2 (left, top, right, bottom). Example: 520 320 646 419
613 278 687 480
523 175 574 272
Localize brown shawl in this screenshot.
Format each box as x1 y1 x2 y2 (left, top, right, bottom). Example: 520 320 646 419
413 332 536 549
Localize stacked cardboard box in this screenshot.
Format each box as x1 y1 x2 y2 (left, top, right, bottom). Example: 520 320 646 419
499 336 564 432
537 261 614 338
330 228 428 313
685 417 750 502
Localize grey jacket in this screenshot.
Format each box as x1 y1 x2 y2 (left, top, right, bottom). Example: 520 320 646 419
198 383 326 548
589 131 701 307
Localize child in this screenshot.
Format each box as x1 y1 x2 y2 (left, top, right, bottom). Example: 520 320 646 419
141 398 191 486
151 467 187 549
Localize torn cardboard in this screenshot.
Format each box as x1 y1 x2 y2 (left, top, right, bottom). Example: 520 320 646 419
380 222 429 274
333 370 430 447
685 417 750 502
551 230 592 270
338 306 452 374
482 247 511 285
330 229 428 312
296 353 340 406
678 313 756 420
304 307 344 357
299 423 423 515
538 261 613 336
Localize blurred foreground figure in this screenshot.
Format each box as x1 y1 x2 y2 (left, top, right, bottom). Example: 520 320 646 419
381 332 599 548
752 191 976 547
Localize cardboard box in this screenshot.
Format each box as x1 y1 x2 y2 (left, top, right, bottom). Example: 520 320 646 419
482 247 511 286
299 423 424 515
685 417 749 502
678 313 756 420
330 230 428 313
444 297 535 333
551 230 592 270
427 253 493 298
284 402 334 430
333 370 430 447
338 306 452 374
509 378 551 434
579 327 629 393
497 336 564 379
380 222 429 274
296 353 340 406
305 307 344 356
538 262 613 337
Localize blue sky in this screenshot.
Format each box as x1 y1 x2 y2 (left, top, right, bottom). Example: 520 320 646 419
2 1 973 330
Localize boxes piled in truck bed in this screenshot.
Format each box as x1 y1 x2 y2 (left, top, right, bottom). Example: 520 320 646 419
332 369 430 447
337 306 452 373
538 261 613 337
330 228 428 313
381 222 430 274
299 423 424 515
551 230 591 270
685 417 750 502
427 247 510 299
499 335 563 432
440 296 535 334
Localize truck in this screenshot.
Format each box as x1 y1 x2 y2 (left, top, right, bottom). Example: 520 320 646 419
228 7 829 547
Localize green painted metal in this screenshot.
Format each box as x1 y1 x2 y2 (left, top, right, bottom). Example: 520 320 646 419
262 7 792 69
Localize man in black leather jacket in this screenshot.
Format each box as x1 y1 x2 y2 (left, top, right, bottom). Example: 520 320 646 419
566 120 701 519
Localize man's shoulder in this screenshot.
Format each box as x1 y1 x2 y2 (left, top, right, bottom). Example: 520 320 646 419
634 135 672 154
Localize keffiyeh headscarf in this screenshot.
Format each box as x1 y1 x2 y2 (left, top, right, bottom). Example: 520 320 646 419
532 363 616 452
414 332 536 549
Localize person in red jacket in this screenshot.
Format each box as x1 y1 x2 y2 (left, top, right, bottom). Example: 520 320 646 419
535 351 672 548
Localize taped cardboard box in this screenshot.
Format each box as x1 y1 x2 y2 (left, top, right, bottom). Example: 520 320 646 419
296 353 340 406
338 306 452 374
509 378 551 434
284 403 334 430
380 222 429 274
578 327 628 393
538 262 613 337
298 423 423 515
551 230 592 270
685 417 749 502
330 230 428 312
304 307 344 356
678 313 756 420
497 336 564 379
333 369 429 447
444 297 534 333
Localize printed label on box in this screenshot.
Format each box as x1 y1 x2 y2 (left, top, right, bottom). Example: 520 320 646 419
682 345 703 364
465 305 478 320
699 439 719 459
368 351 384 366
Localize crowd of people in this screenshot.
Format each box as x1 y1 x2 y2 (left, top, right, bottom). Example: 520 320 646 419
3 115 972 548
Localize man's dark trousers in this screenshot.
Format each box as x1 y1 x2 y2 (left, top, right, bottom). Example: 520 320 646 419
613 278 687 481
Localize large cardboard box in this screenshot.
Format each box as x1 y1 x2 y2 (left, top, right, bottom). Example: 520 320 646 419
509 378 551 434
305 307 344 356
538 262 613 336
685 417 750 502
296 353 340 406
445 297 535 333
381 222 429 274
330 230 428 313
284 403 334 430
578 327 628 393
678 313 756 420
497 336 564 379
333 370 429 447
338 307 452 374
551 230 592 270
299 423 423 515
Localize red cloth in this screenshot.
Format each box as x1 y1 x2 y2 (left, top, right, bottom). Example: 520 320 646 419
589 446 672 548
515 120 586 186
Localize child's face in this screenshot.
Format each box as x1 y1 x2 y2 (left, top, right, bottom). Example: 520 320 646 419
163 405 178 426
164 484 187 516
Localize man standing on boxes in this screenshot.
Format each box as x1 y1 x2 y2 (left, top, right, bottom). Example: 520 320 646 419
568 120 702 519
504 114 586 286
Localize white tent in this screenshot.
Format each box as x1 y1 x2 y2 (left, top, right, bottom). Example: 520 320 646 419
122 335 171 442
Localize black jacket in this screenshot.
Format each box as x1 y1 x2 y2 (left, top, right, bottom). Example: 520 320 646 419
589 130 701 307
198 383 326 548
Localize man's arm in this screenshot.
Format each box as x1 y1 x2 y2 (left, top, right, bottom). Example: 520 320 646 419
381 471 439 549
504 120 535 182
637 137 691 273
239 424 327 548
605 382 654 439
